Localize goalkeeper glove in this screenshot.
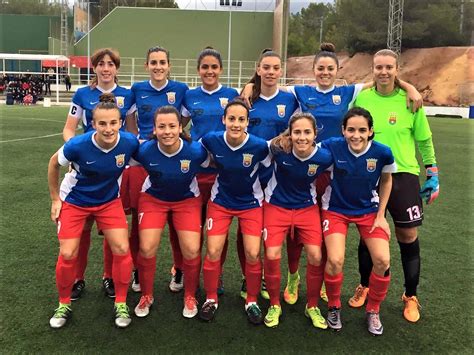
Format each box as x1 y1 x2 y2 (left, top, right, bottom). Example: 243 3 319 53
419 164 439 204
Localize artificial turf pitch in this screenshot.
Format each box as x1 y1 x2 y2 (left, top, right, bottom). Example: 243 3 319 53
0 106 473 353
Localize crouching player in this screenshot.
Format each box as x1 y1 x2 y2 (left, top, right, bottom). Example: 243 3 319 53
321 107 396 336
48 93 139 328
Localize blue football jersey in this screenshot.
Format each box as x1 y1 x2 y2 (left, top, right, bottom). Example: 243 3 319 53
320 137 397 215
135 139 209 202
130 80 189 140
201 131 271 210
69 84 133 132
58 131 139 207
182 85 239 140
289 84 363 142
265 147 333 209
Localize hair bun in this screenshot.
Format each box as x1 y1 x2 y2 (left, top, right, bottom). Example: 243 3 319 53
320 42 336 53
99 93 116 104
261 48 274 55
204 46 214 50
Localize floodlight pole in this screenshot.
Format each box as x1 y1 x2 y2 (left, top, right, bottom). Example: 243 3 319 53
87 0 91 82
227 3 232 86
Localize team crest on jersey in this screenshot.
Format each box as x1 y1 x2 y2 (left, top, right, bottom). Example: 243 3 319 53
167 92 176 104
242 153 254 167
276 105 286 118
332 95 341 105
180 159 191 173
366 158 378 172
388 112 397 125
115 154 126 168
115 96 125 109
219 97 229 109
307 164 319 176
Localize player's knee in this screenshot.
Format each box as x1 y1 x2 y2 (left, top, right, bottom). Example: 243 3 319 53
139 244 156 258
373 256 390 275
395 227 417 243
206 248 222 261
245 250 260 263
182 246 200 260
326 255 344 273
59 249 78 260
306 252 322 266
111 243 129 256
265 249 281 260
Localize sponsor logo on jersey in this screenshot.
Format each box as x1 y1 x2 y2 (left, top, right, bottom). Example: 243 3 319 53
332 95 341 105
277 104 286 118
242 153 254 167
167 92 176 104
307 164 318 176
219 98 229 109
366 158 377 172
115 154 126 168
180 159 191 173
115 96 125 109
388 112 397 125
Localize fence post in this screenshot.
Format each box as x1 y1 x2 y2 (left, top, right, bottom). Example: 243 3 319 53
131 58 135 86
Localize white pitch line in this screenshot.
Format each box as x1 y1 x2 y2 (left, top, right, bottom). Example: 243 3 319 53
0 117 65 124
0 132 63 143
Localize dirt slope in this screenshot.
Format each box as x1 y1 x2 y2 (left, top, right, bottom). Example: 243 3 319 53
286 47 473 106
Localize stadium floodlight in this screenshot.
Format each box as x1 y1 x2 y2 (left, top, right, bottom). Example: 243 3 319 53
220 1 243 5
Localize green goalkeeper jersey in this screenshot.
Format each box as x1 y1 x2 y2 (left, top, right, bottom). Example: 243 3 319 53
355 87 432 176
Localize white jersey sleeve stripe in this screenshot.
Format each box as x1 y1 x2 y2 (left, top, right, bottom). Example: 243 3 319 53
382 162 397 173
57 146 70 166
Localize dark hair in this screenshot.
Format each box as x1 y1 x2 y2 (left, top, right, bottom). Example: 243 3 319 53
223 97 249 118
248 48 281 103
146 45 170 64
197 46 223 69
92 93 120 120
342 107 375 141
271 112 317 153
312 42 339 69
153 105 191 142
90 48 120 86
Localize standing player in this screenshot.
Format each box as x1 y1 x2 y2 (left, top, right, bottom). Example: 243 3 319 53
199 99 271 324
62 48 134 301
321 107 396 336
126 45 189 293
48 93 138 328
263 112 332 329
182 47 239 295
133 106 209 319
351 49 439 323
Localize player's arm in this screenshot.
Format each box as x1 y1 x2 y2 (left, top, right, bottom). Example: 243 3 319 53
48 152 62 222
125 111 139 136
63 115 80 142
398 79 423 112
370 172 392 237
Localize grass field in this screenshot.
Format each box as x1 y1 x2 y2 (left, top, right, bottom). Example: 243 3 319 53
0 105 473 354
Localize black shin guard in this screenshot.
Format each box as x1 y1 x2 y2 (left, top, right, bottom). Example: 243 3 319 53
358 240 372 287
398 239 420 297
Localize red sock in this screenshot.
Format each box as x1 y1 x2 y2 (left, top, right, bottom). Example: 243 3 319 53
129 210 140 268
220 237 229 269
245 260 262 303
203 256 221 301
103 238 113 278
183 256 201 298
286 235 303 274
168 216 183 270
76 229 91 281
137 253 156 296
56 255 77 304
324 272 343 308
112 252 133 303
306 263 324 308
366 271 390 313
264 257 281 306
236 226 246 275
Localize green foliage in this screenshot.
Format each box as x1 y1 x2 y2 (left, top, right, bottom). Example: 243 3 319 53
0 0 63 15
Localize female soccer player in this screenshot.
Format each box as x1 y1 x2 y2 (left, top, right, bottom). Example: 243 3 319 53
133 106 209 319
321 107 396 336
48 93 139 329
263 112 332 329
351 49 439 323
126 45 189 293
62 48 134 301
199 99 271 324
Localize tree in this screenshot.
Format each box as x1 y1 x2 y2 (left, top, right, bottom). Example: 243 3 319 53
0 0 64 15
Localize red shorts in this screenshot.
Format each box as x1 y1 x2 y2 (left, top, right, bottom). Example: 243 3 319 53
197 173 216 205
138 192 202 232
57 199 128 239
119 167 131 213
321 210 389 241
206 200 262 237
263 202 322 247
128 165 148 210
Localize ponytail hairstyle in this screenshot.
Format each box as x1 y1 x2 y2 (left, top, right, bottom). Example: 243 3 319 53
342 107 375 141
270 112 317 154
247 48 281 103
153 105 191 142
373 48 401 87
313 42 339 69
92 93 120 119
197 46 223 69
90 48 120 87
